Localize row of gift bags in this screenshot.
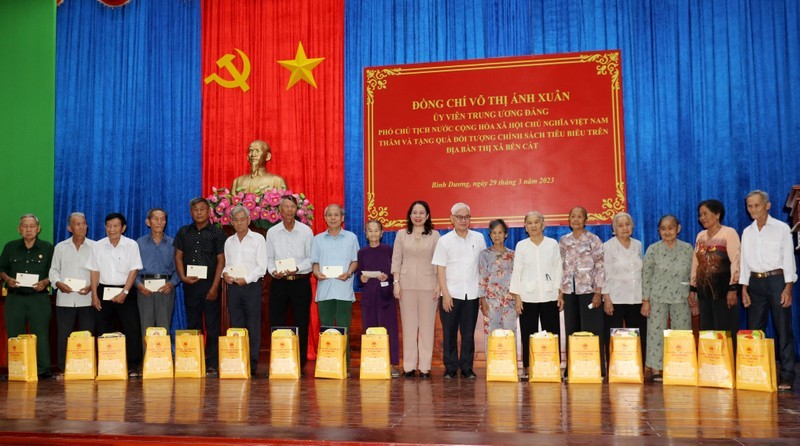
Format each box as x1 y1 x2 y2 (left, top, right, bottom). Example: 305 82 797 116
309 326 392 380
484 329 778 391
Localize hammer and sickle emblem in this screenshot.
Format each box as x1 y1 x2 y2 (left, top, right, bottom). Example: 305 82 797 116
204 48 251 92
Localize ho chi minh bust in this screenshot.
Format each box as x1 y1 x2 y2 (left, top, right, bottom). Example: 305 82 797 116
231 140 288 193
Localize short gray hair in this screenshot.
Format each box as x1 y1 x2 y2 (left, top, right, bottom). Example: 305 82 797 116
324 203 345 217
19 214 39 225
745 189 769 204
450 202 470 215
524 211 544 225
230 205 250 219
612 212 633 229
68 212 86 225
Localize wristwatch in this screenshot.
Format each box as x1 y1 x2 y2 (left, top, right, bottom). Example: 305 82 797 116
122 289 129 295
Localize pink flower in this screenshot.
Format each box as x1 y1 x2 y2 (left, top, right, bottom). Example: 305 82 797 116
208 195 219 203
297 209 305 217
260 209 270 220
216 187 230 195
267 210 280 223
244 193 256 202
243 200 256 210
251 207 262 220
220 215 231 225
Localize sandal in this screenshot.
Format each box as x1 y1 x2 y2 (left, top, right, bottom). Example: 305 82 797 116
652 373 663 382
128 370 141 379
778 381 793 391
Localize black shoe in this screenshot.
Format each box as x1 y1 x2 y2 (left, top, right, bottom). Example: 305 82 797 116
206 367 218 377
461 369 477 379
419 371 431 379
38 371 54 380
778 380 793 391
403 370 416 378
443 370 457 379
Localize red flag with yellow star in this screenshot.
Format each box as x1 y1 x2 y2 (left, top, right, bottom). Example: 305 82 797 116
201 0 344 360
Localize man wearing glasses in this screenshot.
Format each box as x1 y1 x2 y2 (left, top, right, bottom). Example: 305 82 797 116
432 203 486 379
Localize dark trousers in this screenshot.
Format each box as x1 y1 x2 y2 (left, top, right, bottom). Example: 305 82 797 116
439 297 479 373
698 272 740 352
97 284 143 367
747 275 796 382
228 280 263 372
269 277 311 368
5 293 51 375
604 303 647 368
56 305 95 372
563 293 606 374
184 279 220 368
520 300 560 368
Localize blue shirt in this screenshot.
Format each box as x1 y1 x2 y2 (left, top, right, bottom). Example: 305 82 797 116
136 233 180 287
311 229 359 302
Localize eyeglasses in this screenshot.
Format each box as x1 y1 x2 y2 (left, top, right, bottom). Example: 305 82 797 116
452 215 471 221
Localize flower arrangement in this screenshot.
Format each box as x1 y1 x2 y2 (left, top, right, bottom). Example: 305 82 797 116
206 187 314 229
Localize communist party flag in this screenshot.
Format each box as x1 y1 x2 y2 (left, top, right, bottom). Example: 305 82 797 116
201 0 344 359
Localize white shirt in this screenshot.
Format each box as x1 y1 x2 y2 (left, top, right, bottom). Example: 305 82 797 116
266 220 313 275
223 229 268 284
601 237 643 304
740 215 798 285
509 237 562 303
86 235 143 285
49 237 95 307
432 229 486 300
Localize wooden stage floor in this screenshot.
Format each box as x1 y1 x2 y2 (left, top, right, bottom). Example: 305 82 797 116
0 364 798 445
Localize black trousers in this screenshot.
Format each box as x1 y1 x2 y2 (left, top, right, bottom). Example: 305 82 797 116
603 303 647 368
184 279 220 368
698 272 741 352
747 275 796 382
56 305 95 372
563 293 606 374
519 300 560 368
227 280 263 372
97 284 143 367
269 277 312 368
439 297 479 373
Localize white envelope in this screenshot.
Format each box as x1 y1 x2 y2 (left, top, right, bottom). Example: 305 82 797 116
224 265 248 279
275 258 297 273
186 265 208 279
322 265 344 277
360 270 381 279
15 273 38 287
144 279 166 292
103 287 124 301
64 277 86 291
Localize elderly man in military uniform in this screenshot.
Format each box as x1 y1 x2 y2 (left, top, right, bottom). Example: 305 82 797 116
0 214 55 378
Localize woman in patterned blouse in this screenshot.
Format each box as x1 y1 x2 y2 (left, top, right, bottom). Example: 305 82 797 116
641 214 693 381
478 219 516 338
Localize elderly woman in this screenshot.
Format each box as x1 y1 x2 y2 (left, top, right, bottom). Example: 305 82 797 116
689 199 740 348
478 219 516 337
641 214 693 381
510 212 562 380
602 212 646 368
560 206 606 375
391 200 440 378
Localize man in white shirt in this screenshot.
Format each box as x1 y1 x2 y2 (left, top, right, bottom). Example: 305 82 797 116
222 205 268 373
87 213 143 377
266 195 314 372
740 190 797 391
432 202 486 379
49 212 95 376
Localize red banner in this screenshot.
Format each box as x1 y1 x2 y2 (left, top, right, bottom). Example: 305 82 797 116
364 50 626 229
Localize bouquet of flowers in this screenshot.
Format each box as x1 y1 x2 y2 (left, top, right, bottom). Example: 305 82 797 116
207 187 314 229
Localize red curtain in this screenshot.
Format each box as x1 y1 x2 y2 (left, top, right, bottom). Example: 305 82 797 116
202 0 345 358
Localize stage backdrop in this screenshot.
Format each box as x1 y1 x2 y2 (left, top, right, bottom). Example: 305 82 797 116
364 51 626 229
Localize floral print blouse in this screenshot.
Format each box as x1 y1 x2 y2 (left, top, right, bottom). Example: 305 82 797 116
478 247 515 305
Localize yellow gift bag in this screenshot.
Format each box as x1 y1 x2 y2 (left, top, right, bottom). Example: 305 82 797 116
662 330 697 386
697 331 734 389
270 327 301 380
96 332 128 381
486 329 518 382
315 327 348 379
8 334 38 382
736 330 777 392
219 328 250 379
529 331 561 383
65 331 95 380
175 330 205 378
360 327 391 380
608 328 643 383
143 327 173 379
568 332 602 383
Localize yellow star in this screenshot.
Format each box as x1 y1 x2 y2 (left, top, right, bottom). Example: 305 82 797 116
277 42 325 90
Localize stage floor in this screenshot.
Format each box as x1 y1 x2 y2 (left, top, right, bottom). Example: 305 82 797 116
0 364 798 445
